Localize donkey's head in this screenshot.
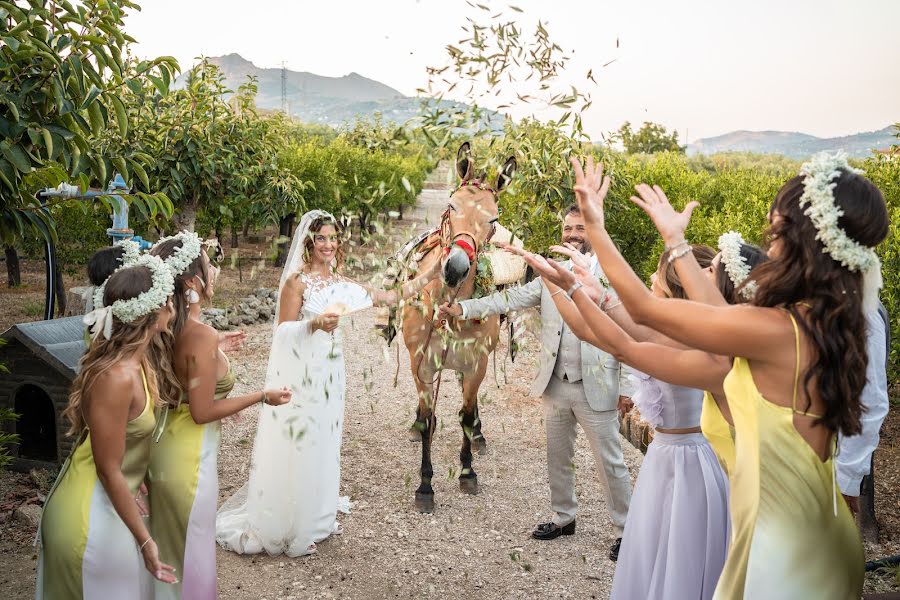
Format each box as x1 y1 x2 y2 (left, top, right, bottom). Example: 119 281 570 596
441 142 517 288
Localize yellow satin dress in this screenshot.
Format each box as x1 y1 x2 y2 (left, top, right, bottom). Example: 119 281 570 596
37 367 156 599
713 313 863 599
148 356 236 600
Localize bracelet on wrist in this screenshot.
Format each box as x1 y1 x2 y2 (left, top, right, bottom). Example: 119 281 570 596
667 245 693 264
567 281 584 299
139 537 153 552
260 391 268 406
665 239 689 252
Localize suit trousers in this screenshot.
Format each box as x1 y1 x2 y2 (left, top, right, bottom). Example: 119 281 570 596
542 374 631 537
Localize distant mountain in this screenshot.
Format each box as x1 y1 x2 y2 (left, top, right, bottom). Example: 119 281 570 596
688 126 897 159
182 54 497 128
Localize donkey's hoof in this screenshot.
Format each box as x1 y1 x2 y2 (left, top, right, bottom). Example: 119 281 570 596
408 426 422 443
472 436 488 455
414 492 435 513
459 476 480 495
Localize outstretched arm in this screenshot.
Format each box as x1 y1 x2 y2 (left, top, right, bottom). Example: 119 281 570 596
570 156 790 362
541 276 728 393
366 259 440 306
183 327 291 425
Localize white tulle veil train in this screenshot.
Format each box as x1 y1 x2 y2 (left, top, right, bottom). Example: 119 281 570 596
216 210 350 557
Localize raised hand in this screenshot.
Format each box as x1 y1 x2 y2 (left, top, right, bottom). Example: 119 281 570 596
549 243 591 270
629 183 699 247
570 156 611 229
218 330 246 353
571 263 605 304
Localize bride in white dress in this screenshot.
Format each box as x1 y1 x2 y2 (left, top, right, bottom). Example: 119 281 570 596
216 210 437 557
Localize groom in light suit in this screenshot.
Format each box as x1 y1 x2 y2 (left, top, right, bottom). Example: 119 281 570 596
440 204 634 561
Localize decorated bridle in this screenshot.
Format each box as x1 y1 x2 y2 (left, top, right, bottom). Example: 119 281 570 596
439 179 499 262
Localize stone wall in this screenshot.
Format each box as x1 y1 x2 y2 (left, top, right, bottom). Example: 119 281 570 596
202 288 277 330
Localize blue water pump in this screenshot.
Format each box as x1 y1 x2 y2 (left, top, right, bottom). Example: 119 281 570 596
35 174 153 319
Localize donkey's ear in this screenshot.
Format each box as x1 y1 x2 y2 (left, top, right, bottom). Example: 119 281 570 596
456 142 474 181
496 156 517 192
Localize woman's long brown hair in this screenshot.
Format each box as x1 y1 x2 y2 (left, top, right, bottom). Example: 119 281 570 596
64 266 164 435
752 171 888 436
149 238 212 406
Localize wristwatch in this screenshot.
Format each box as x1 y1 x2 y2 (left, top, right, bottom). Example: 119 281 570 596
567 281 583 299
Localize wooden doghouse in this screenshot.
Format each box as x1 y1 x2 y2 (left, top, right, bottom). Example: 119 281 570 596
0 316 85 472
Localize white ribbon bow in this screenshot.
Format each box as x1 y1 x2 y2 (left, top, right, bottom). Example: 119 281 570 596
83 306 114 341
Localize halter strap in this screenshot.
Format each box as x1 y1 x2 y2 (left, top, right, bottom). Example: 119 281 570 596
785 311 823 419
453 179 498 198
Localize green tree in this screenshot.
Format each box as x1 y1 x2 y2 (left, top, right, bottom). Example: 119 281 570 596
0 0 177 286
617 121 685 154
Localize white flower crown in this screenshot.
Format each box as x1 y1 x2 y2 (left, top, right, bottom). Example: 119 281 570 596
87 254 174 329
117 239 142 265
154 230 203 277
93 239 144 309
718 231 758 301
798 151 877 273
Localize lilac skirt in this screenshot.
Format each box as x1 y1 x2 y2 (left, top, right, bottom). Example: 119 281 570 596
611 431 730 600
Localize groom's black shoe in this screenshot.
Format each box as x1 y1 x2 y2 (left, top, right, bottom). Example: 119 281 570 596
609 537 622 561
531 520 575 540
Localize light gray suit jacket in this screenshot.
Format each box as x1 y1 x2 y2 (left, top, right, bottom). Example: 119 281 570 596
459 261 635 411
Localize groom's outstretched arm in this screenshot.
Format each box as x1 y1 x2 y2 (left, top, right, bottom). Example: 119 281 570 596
455 277 543 320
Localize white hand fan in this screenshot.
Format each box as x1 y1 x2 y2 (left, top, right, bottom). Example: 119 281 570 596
305 281 373 316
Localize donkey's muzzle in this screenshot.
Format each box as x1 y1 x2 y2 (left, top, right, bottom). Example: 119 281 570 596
442 246 471 288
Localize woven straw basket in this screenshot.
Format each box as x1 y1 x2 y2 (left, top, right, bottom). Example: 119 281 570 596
488 224 527 285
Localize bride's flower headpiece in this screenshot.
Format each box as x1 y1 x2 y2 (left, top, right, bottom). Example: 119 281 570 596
84 254 175 340
798 151 877 273
154 230 204 277
718 231 758 301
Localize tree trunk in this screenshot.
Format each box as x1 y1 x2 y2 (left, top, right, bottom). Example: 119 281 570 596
398 203 404 221
242 220 251 240
275 213 295 268
4 246 21 287
230 225 239 248
53 262 66 317
172 202 198 232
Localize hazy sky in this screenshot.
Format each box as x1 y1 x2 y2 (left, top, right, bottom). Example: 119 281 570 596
128 0 899 142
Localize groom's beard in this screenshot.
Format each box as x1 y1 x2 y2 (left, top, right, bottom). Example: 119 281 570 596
563 235 591 255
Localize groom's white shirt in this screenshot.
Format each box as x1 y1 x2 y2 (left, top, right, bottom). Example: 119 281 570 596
459 256 635 408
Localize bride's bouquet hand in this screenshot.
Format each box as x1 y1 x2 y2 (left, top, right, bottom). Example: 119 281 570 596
311 312 340 333
630 183 699 248
263 387 292 406
570 156 611 230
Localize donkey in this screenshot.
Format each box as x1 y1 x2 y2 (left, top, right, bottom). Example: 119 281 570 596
401 142 516 513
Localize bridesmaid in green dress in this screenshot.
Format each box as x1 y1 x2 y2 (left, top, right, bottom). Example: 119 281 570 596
37 255 179 599
147 232 291 600
566 153 887 599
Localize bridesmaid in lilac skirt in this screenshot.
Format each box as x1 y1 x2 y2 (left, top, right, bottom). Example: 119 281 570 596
531 244 731 600
610 374 729 600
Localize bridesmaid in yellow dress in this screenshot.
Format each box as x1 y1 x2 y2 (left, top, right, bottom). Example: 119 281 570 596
563 152 886 599
37 255 179 599
146 232 291 600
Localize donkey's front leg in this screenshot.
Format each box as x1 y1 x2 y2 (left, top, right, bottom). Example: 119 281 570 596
458 358 488 495
413 380 437 513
